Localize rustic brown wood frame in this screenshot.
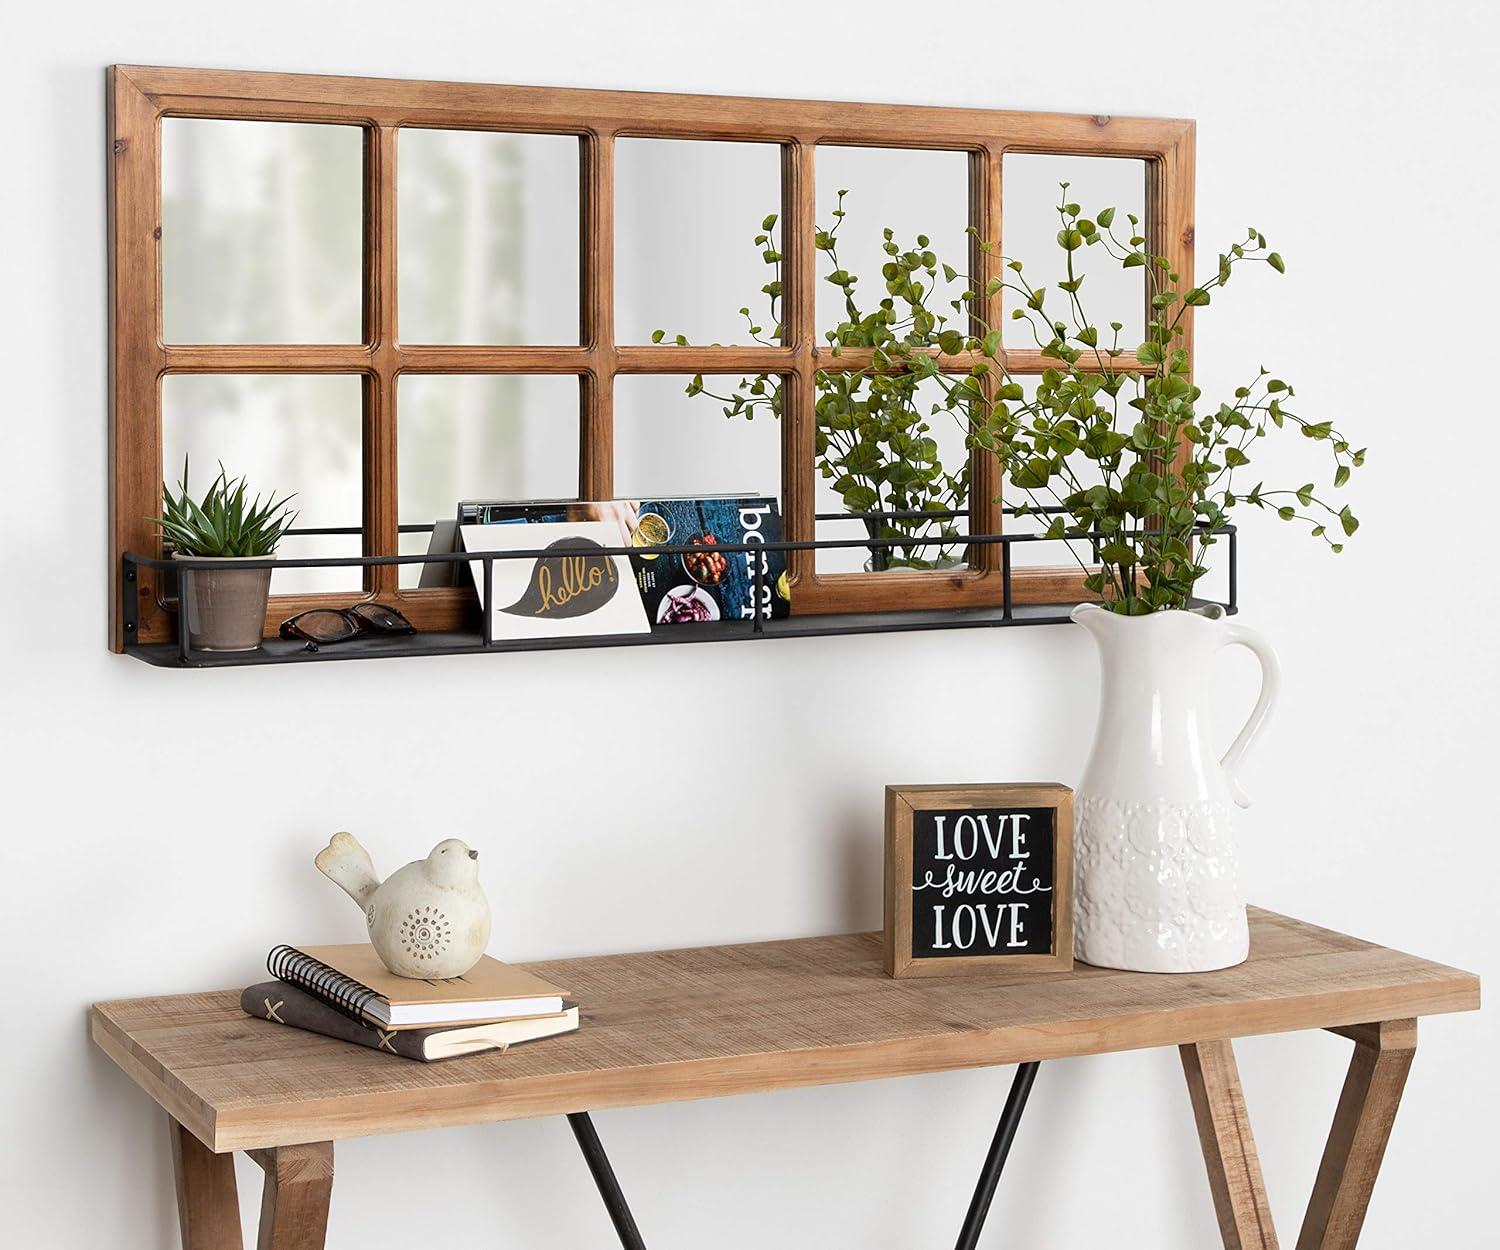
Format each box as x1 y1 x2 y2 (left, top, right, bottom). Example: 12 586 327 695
108 64 1195 650
883 782 1074 977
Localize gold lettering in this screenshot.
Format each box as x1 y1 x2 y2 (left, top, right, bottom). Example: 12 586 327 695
534 556 612 615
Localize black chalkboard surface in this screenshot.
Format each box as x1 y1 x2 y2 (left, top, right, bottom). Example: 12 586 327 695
884 784 1073 978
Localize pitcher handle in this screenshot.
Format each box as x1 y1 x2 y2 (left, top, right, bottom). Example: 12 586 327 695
1220 622 1281 809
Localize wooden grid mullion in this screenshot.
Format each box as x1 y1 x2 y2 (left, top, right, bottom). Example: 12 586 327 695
968 146 1003 577
1157 125 1196 480
780 141 818 594
581 131 615 499
364 123 400 597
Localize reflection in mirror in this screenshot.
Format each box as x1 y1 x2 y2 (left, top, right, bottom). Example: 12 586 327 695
1002 154 1148 349
398 130 581 345
615 139 782 345
162 119 364 345
614 375 780 501
1001 377 1110 572
812 148 972 573
397 375 580 587
814 146 969 337
813 375 974 574
161 375 364 593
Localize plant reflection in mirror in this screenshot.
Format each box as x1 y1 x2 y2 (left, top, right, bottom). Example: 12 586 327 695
659 188 1362 607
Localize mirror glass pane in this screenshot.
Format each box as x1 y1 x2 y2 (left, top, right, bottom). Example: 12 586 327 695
398 130 581 345
161 375 363 593
162 119 363 344
1002 376 1110 572
614 374 781 501
811 148 973 573
814 146 969 342
813 374 974 574
1002 154 1148 350
616 139 782 345
397 375 580 587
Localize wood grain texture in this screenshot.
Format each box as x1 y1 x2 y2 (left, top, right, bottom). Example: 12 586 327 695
251 1143 334 1250
580 131 614 500
111 66 1196 645
1296 1019 1418 1250
109 67 167 649
91 910 1476 1153
883 782 1073 977
171 1115 244 1250
780 140 818 598
364 124 399 597
114 66 1194 152
1182 1039 1279 1250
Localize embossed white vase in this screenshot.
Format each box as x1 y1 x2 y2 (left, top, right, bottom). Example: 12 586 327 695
1071 603 1280 973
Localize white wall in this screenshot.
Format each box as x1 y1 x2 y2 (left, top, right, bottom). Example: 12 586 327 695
3 2 1495 1246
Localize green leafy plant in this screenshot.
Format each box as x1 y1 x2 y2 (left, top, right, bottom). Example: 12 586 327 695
151 458 298 557
662 188 1362 608
902 185 1363 612
656 193 972 569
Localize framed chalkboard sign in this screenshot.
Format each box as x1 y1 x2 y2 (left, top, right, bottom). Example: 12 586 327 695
883 783 1073 978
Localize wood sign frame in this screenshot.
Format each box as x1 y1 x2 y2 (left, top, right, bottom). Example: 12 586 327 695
107 64 1195 650
884 782 1073 977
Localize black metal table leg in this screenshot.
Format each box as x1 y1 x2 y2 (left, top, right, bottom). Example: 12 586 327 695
568 1111 648 1249
952 1062 1040 1250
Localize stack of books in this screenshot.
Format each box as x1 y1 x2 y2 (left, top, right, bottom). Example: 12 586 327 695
242 943 577 1063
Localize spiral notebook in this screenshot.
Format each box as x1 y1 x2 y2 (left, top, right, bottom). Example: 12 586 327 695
267 944 569 1030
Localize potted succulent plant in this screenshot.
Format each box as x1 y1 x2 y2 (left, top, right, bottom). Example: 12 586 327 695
150 459 297 653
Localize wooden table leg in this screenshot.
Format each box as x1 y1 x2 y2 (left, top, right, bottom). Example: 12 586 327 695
1181 1040 1279 1250
170 1116 244 1250
1296 1020 1417 1250
247 1143 334 1250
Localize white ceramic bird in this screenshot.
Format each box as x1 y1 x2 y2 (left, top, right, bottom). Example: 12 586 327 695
315 832 492 979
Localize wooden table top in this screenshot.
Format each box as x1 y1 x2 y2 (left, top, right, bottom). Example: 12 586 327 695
92 908 1479 1152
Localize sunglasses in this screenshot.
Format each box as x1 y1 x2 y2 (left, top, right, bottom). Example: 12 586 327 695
279 603 416 647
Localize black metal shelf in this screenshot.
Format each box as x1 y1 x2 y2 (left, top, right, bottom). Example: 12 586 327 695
126 603 1109 668
121 518 1237 669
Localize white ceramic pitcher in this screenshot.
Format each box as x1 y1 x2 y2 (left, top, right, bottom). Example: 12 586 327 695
1070 603 1281 973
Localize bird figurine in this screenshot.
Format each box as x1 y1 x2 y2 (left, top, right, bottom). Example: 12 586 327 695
315 832 492 979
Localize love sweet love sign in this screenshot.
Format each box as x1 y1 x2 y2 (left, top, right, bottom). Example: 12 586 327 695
883 783 1074 978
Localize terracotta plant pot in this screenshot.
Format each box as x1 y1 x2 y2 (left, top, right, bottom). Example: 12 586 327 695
173 554 274 652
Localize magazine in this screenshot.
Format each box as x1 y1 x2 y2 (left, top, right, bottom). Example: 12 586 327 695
460 496 791 625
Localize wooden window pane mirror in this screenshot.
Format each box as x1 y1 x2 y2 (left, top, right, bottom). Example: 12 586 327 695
109 65 1195 650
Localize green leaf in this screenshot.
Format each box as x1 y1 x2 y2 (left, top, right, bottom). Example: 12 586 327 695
650 329 665 344
1098 540 1138 565
1097 206 1115 228
1334 465 1351 488
1267 252 1285 273
762 213 778 231
1339 506 1359 536
1183 287 1211 306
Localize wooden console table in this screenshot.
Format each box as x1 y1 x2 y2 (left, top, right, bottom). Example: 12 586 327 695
92 908 1479 1250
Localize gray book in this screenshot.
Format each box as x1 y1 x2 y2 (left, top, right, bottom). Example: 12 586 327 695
241 980 579 1062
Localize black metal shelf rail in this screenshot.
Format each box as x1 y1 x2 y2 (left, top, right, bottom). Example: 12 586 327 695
120 514 1237 668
